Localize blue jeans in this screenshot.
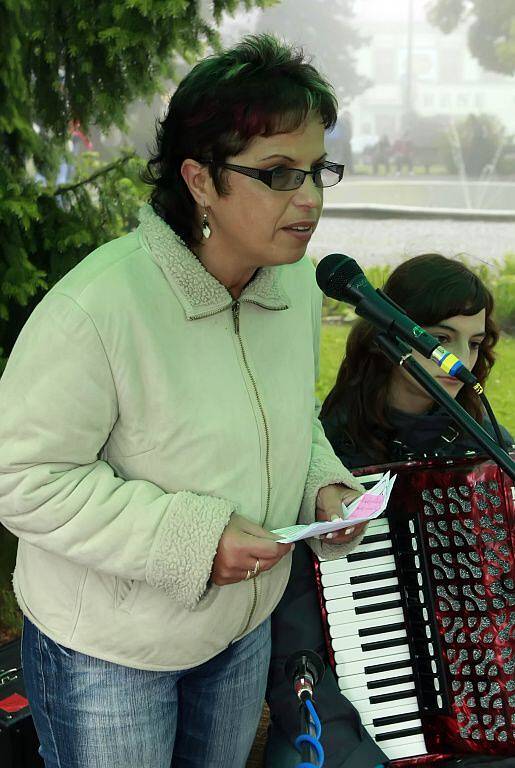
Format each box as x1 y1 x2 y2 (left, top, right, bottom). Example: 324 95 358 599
21 615 271 768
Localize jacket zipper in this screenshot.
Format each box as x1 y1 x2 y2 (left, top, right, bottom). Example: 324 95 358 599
232 299 272 635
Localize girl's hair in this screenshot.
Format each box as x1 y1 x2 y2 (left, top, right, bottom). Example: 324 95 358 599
320 254 499 462
142 34 337 246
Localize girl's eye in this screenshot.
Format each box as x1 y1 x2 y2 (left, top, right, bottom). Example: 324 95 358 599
436 334 449 344
470 341 481 350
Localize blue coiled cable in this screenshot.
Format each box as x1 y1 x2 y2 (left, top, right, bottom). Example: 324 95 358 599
294 697 324 768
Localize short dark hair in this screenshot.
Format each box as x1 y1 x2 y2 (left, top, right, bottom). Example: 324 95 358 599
142 34 338 246
320 254 499 462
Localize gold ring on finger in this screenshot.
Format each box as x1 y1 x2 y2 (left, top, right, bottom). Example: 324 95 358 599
244 569 253 581
252 558 260 577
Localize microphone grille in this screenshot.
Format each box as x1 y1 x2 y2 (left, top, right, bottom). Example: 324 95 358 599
316 254 362 298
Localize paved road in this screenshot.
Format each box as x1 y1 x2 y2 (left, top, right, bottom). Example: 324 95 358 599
310 215 514 268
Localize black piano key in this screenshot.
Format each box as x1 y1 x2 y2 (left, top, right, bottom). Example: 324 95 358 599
373 711 420 727
362 637 408 653
353 584 400 600
350 569 398 585
361 532 392 545
359 622 405 638
369 688 416 704
347 547 393 562
368 674 414 690
364 658 412 675
376 726 424 742
355 599 403 615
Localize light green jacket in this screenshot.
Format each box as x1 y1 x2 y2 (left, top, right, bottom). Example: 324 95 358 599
0 204 362 670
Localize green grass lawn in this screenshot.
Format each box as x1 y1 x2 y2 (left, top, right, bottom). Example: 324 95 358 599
317 324 515 436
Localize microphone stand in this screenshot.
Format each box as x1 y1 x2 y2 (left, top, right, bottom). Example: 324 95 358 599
299 690 316 765
285 650 325 767
375 332 515 480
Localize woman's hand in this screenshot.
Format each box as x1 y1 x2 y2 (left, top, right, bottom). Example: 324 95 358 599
211 513 293 586
316 484 367 545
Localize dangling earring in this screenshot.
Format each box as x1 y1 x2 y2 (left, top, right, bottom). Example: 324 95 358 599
201 207 212 240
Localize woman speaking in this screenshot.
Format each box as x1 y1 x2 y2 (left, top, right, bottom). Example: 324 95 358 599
0 34 366 768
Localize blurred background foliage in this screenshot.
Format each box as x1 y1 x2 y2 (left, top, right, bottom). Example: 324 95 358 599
0 0 277 373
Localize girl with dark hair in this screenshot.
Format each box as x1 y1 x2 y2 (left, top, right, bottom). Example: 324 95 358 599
266 254 514 768
0 34 367 768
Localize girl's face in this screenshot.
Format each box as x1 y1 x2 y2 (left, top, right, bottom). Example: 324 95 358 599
389 310 486 414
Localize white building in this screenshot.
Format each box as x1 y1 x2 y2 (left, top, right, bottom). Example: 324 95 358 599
349 1 515 148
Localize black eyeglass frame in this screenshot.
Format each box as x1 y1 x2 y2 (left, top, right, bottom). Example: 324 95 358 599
196 159 345 190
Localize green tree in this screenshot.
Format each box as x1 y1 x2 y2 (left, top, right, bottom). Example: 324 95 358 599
427 0 515 76
0 0 276 370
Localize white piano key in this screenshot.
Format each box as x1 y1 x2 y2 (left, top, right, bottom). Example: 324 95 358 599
373 732 427 756
332 625 407 652
337 665 415 692
321 564 398 588
335 648 412 678
335 638 409 664
355 472 386 486
373 717 423 738
330 590 402 611
327 600 403 626
345 538 393 555
323 575 399 600
351 695 419 716
329 609 405 639
382 739 428 760
339 679 415 700
321 559 397 585
319 552 395 576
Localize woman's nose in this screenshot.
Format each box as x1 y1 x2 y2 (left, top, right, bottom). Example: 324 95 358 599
292 174 322 208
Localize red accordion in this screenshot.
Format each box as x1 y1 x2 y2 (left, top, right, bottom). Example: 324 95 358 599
314 456 515 764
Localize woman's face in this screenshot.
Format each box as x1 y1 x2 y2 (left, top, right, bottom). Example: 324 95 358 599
203 113 326 270
389 309 487 414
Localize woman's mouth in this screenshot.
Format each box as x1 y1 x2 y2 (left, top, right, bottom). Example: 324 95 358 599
282 223 315 241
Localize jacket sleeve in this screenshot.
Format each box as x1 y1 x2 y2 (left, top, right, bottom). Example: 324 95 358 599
0 292 234 611
297 272 366 559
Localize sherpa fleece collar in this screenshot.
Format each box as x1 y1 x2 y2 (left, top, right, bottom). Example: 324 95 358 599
138 204 290 320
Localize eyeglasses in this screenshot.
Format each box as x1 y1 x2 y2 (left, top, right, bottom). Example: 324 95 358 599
197 160 344 191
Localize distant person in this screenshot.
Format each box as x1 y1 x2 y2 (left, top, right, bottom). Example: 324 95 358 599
465 114 492 177
392 130 414 175
372 133 391 175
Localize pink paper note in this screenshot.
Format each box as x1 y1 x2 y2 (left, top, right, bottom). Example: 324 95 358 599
346 494 382 520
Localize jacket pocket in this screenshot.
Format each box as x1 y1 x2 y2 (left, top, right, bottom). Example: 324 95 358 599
113 577 141 614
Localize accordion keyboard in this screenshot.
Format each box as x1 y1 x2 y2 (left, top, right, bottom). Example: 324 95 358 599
320 515 429 761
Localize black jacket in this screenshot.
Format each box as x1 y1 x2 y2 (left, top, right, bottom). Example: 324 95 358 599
265 407 514 768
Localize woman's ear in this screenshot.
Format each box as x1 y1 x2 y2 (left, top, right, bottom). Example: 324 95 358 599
181 159 213 206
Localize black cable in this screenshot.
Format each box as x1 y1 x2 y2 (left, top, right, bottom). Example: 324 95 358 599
479 392 508 450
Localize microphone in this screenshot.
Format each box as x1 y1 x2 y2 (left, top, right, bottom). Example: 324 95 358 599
316 253 481 391
285 650 325 701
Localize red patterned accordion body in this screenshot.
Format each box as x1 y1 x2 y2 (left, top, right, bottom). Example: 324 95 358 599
314 457 515 765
